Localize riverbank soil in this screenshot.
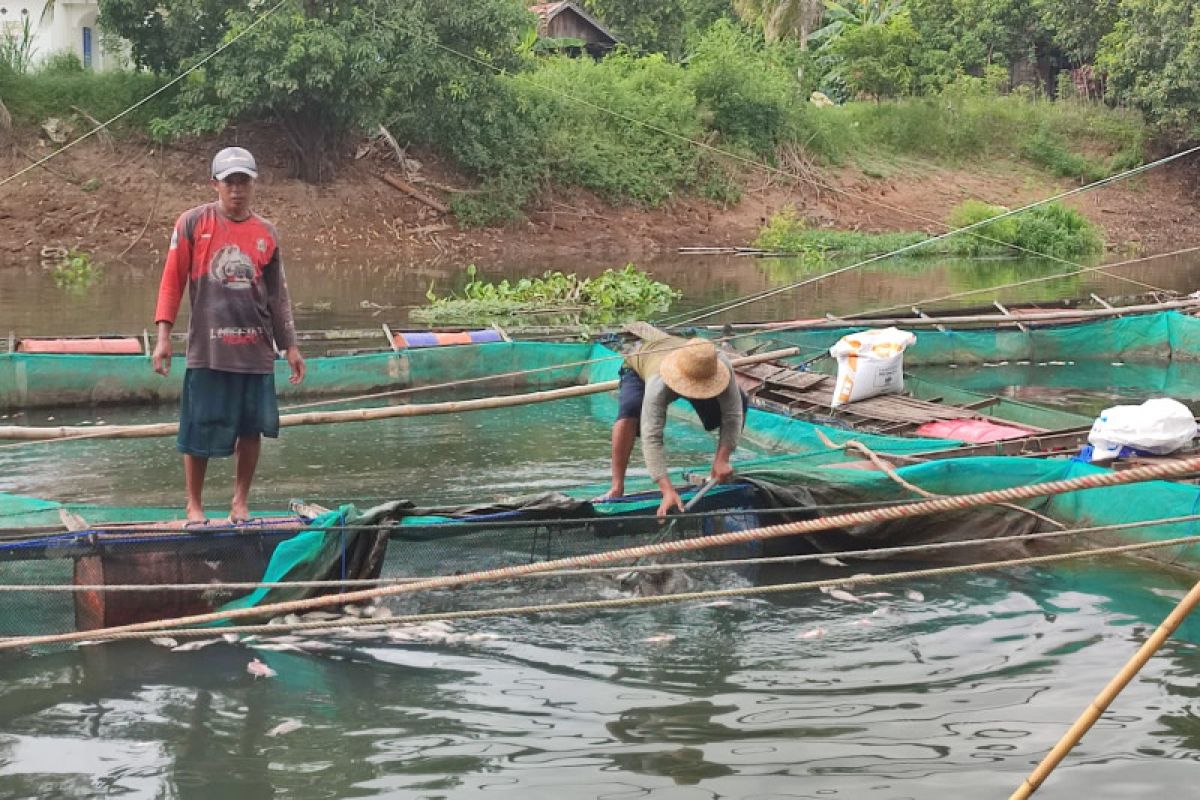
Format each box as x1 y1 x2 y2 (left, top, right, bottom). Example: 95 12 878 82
2 129 1197 272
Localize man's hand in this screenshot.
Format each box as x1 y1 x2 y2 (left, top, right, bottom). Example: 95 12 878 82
710 457 734 484
152 339 172 376
286 346 306 385
657 486 684 520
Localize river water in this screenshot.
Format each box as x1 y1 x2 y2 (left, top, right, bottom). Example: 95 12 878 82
2 252 1200 798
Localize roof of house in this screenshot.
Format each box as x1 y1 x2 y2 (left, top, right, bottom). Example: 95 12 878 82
529 2 618 44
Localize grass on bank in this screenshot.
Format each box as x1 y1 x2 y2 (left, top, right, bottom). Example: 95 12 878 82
755 201 1105 261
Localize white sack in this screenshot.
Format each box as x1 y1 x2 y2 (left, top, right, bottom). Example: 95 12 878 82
830 327 916 408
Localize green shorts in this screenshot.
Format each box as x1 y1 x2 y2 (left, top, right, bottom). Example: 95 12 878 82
177 368 280 458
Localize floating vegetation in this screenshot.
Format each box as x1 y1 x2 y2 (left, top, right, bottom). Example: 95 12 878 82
48 248 103 292
413 264 680 326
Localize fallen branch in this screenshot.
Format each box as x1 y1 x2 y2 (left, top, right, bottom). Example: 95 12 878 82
379 173 450 215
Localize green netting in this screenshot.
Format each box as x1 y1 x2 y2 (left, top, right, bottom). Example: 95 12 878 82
730 310 1200 367
735 453 1200 570
0 341 597 410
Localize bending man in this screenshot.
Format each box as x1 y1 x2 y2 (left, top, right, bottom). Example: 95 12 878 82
605 336 746 518
152 146 305 526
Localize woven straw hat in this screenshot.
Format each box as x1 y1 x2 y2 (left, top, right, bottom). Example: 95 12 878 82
660 338 730 399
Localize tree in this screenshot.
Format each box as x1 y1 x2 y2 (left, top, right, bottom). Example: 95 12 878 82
830 11 919 98
1097 0 1200 141
101 0 534 183
579 0 691 57
731 0 825 44
98 0 236 73
908 0 1044 79
1034 0 1119 65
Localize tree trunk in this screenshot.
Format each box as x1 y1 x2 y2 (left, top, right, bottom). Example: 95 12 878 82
276 107 340 184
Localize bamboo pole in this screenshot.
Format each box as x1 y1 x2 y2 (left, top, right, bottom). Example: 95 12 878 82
719 298 1200 331
1010 577 1200 799
0 348 801 442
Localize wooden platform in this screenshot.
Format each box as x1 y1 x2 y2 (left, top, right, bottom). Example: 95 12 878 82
734 362 1042 436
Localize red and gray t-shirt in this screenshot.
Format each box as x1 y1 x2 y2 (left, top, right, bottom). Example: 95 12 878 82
154 203 297 374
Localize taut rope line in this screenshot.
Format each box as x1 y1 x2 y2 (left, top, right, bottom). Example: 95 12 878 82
5 509 1200 593
58 532 1200 643
4 454 1199 650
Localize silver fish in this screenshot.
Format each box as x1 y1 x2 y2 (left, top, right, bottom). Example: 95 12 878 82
150 637 179 648
828 589 864 604
266 719 303 737
172 638 219 652
905 590 925 602
247 658 277 679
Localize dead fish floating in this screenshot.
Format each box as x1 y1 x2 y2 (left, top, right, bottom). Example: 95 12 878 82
266 719 303 738
247 658 277 679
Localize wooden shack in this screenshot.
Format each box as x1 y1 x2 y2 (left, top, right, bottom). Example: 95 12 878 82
530 2 618 57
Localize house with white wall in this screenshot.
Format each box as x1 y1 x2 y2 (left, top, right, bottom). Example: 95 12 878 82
1 1 120 70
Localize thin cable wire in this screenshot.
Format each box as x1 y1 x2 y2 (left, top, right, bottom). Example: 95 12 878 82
661 146 1200 327
409 30 1178 304
0 0 290 191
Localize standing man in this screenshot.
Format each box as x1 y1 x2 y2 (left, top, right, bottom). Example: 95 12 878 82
603 335 746 518
152 146 305 526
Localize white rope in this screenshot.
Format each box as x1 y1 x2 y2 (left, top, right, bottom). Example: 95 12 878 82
3 509 1198 593
62 532 1200 644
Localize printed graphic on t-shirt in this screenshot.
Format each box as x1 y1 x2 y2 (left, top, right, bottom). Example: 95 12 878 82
209 245 255 290
211 327 264 346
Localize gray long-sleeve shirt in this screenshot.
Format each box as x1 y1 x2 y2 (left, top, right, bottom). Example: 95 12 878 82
640 358 743 482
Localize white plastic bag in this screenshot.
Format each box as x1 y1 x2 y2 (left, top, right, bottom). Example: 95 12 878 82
1086 397 1198 461
829 327 916 408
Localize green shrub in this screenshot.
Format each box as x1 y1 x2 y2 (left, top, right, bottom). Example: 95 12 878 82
0 68 172 127
40 51 85 75
946 199 1103 259
507 51 704 206
755 207 928 256
686 20 804 154
946 200 1021 254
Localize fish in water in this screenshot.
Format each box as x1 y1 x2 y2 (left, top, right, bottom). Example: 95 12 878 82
150 637 179 648
620 567 695 597
641 634 676 644
906 589 925 602
819 557 847 567
798 627 826 639
247 658 277 679
828 589 864 604
266 719 303 737
171 638 220 652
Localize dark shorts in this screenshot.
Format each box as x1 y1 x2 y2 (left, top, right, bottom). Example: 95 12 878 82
616 367 748 434
177 368 280 458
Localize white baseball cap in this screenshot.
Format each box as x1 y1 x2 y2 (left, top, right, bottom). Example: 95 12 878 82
212 146 258 180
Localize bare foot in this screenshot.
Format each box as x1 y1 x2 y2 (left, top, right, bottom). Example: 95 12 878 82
185 505 207 525
229 500 250 524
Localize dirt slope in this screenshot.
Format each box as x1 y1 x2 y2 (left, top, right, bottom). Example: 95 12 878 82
3 129 1198 273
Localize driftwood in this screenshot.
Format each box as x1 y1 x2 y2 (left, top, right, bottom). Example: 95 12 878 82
379 173 450 214
0 348 800 441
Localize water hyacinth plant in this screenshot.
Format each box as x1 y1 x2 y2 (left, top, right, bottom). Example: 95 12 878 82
414 264 680 325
